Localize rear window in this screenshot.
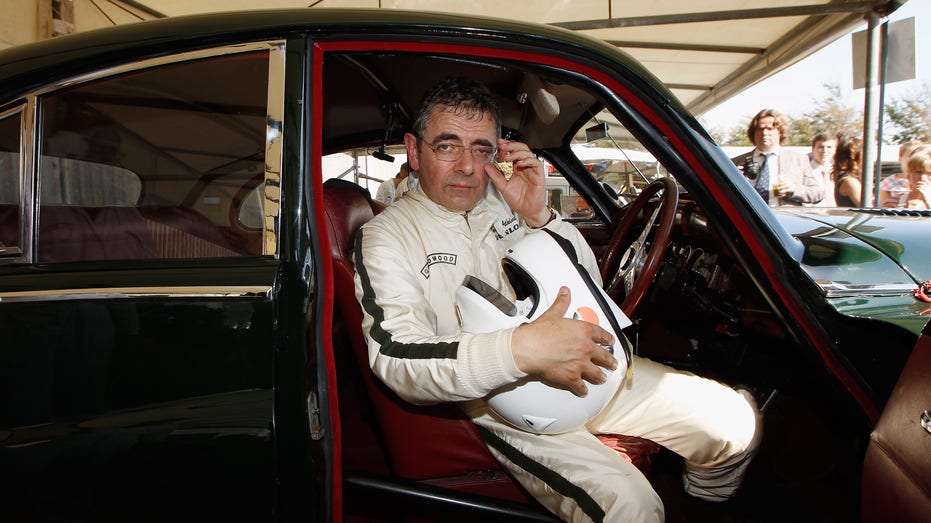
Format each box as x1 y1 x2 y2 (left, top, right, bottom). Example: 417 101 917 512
33 48 276 262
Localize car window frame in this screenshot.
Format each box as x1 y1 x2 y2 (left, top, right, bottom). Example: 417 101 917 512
4 41 285 266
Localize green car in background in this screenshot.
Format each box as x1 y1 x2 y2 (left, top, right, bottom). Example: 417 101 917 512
0 9 928 523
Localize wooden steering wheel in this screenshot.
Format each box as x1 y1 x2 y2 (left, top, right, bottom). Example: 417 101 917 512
599 177 679 315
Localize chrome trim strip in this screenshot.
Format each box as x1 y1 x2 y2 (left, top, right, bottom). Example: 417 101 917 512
819 281 917 298
0 285 273 303
263 43 286 257
23 95 37 262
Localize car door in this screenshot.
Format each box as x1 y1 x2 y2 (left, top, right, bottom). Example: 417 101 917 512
861 317 931 522
0 40 305 522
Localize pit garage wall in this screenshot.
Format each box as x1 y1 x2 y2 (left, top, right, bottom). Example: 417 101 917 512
0 0 156 50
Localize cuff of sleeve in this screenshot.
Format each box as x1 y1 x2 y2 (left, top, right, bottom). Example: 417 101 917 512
460 328 526 396
522 206 559 231
544 215 576 236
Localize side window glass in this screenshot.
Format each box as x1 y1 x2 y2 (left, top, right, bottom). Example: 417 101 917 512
0 109 22 254
237 182 265 231
36 48 275 263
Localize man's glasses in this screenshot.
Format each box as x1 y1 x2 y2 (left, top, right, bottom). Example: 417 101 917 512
420 137 497 164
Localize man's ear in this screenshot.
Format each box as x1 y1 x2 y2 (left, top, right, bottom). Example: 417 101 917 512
404 133 420 171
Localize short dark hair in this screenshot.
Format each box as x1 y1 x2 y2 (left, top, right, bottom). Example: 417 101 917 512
810 132 836 147
746 108 789 146
411 77 500 139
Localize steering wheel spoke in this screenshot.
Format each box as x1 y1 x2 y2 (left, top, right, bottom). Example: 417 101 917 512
599 178 678 315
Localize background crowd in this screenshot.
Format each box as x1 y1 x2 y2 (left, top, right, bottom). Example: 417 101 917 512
731 108 931 209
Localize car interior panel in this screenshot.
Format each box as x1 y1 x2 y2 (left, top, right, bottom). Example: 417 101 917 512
861 320 931 523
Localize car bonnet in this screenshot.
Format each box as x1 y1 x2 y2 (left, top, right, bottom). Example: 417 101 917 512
777 208 931 289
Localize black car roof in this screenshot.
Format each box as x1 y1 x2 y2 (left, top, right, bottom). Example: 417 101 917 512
0 9 656 97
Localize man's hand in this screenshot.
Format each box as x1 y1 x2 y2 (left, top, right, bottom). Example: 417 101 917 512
485 139 551 227
511 287 618 397
773 181 794 198
906 177 931 209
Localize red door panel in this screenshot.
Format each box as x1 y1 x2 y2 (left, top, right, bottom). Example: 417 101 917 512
861 320 931 522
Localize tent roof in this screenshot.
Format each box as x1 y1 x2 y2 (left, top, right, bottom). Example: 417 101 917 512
122 0 908 116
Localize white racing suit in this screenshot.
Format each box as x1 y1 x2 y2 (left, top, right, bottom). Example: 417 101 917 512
353 185 760 523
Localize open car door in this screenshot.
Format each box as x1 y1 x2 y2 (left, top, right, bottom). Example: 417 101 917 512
861 318 931 522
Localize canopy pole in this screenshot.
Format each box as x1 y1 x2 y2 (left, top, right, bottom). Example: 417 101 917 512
873 21 890 205
860 10 883 207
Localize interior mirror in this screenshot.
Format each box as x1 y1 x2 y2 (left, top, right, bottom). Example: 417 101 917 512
585 122 609 142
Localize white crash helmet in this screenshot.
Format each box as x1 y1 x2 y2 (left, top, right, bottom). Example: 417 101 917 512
455 229 632 434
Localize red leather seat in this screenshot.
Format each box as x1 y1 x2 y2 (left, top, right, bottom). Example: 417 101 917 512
322 178 531 502
321 178 661 504
38 205 107 263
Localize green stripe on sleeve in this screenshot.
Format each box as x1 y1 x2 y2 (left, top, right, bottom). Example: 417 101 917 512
353 228 458 359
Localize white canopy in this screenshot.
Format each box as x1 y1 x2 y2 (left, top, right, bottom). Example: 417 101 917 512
115 0 907 116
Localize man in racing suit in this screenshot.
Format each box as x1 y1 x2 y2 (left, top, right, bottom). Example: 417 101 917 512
354 77 760 523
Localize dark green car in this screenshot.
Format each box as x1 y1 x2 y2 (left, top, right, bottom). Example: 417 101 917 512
1 9 928 523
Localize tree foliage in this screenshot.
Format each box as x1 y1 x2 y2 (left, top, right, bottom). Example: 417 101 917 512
708 82 929 148
884 84 931 143
706 121 751 146
786 83 862 145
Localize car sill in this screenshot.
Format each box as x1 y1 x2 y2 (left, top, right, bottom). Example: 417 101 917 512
0 285 273 303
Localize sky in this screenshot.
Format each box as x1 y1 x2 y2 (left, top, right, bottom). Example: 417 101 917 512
699 1 930 133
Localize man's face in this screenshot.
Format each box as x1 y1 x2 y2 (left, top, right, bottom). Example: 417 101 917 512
812 139 837 164
405 106 497 212
753 116 781 152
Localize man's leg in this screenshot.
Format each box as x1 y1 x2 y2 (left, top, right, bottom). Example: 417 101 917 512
586 356 761 501
473 413 664 523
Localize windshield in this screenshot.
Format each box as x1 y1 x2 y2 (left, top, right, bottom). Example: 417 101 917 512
545 108 680 217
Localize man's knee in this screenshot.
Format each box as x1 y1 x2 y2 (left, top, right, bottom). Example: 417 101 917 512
683 390 762 501
690 389 759 467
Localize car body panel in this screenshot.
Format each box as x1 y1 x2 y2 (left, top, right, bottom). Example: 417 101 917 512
781 208 931 282
776 209 930 335
0 297 277 520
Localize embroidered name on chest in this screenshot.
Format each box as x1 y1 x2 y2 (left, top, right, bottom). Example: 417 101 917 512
421 252 458 278
493 216 520 240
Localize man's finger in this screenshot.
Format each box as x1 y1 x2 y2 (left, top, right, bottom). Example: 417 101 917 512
570 379 588 397
484 162 507 187
592 326 614 346
590 345 619 371
542 286 571 318
582 365 608 385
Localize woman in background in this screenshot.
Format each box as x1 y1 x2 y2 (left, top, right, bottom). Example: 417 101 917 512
879 140 922 208
833 133 863 207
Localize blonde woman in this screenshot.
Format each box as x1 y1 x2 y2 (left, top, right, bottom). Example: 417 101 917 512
879 140 922 207
904 144 931 209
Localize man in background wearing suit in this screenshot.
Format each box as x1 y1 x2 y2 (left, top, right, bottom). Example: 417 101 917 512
731 109 823 206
